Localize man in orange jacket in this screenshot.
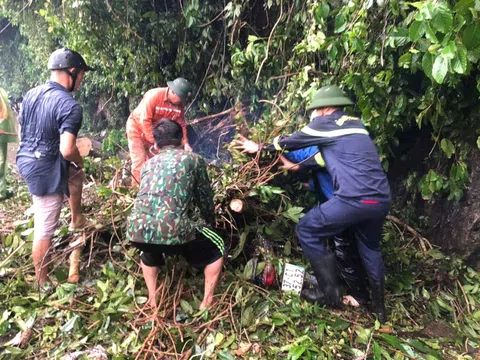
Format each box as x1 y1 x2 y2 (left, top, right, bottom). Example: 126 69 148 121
126 78 193 184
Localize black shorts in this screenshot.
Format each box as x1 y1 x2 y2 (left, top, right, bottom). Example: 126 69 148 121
132 228 225 269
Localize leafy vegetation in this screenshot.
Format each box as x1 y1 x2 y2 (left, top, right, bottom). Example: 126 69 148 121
1 0 480 358
1 0 480 200
0 147 479 359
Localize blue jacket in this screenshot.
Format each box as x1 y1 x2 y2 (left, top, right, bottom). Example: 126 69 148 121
283 147 334 199
267 110 390 202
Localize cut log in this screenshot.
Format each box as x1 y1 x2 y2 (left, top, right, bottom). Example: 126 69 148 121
68 248 82 283
76 137 92 157
229 199 244 213
67 233 86 283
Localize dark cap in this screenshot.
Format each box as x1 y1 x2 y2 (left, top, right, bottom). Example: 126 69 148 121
48 48 95 71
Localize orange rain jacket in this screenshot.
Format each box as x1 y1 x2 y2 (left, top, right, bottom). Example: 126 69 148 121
126 87 187 145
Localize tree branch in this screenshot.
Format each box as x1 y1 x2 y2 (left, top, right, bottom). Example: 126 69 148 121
255 0 283 84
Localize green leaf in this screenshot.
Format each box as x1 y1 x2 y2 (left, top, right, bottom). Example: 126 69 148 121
235 287 243 303
61 315 79 333
334 14 347 33
315 3 329 23
220 334 236 349
441 41 456 60
405 339 440 356
355 326 372 345
289 345 307 360
454 0 475 9
440 139 455 158
284 241 291 256
54 268 68 283
432 55 448 84
218 350 236 360
241 306 254 327
380 334 408 353
373 341 382 360
283 206 304 223
431 5 453 34
409 21 426 42
422 52 435 78
180 300 193 314
425 23 439 43
468 46 480 63
463 23 480 50
232 230 248 259
420 2 435 20
243 259 255 280
477 136 480 149
390 27 410 47
330 317 350 330
215 333 225 346
272 312 290 326
452 43 468 73
398 53 412 68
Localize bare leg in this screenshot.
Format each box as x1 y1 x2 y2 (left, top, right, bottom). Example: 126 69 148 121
141 260 160 308
68 193 84 229
32 238 52 285
68 169 85 229
200 257 223 310
32 194 62 287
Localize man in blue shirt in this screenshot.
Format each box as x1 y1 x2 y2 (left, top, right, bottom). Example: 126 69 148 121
235 85 391 322
17 48 94 286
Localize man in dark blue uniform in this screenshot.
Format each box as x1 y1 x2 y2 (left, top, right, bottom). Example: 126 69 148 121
280 149 370 308
235 85 391 322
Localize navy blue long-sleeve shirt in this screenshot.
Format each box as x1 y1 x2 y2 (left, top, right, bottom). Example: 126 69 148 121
266 110 390 202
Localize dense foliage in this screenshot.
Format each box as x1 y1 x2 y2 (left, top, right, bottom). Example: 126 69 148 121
1 0 480 200
0 160 479 359
1 1 480 358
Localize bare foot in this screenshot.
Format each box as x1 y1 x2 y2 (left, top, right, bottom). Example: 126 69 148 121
342 295 360 307
145 298 157 309
69 215 87 231
199 297 214 311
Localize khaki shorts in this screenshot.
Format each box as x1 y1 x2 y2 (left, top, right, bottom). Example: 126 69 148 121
32 167 85 241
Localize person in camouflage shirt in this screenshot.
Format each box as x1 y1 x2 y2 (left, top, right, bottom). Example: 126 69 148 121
127 119 224 310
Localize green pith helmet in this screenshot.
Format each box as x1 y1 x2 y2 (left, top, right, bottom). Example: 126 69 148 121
306 85 354 110
167 78 193 102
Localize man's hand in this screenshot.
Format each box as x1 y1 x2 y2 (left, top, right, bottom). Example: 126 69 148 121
184 143 193 152
149 145 159 156
233 135 260 154
279 156 300 172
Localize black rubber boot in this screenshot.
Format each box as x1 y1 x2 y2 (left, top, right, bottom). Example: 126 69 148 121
333 233 370 305
310 254 341 307
369 277 387 323
300 287 326 304
301 272 325 304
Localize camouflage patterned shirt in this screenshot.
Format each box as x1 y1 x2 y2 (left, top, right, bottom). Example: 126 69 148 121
127 147 215 245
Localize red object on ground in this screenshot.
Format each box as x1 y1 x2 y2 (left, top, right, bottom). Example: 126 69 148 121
263 262 276 288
